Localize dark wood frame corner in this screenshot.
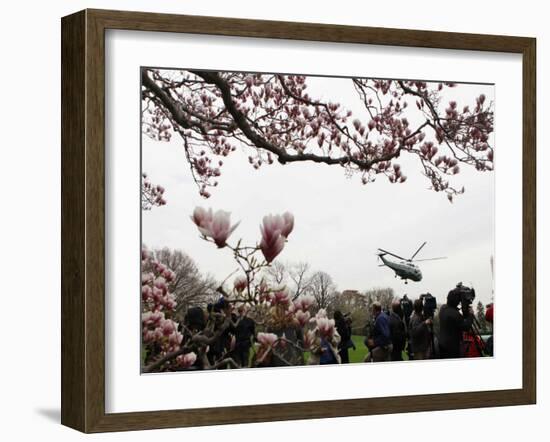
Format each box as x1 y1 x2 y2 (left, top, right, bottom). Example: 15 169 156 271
61 8 536 433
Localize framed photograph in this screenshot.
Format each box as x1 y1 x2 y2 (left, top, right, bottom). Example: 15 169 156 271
61 9 536 433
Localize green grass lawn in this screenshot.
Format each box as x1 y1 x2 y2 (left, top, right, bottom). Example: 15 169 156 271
348 335 409 362
348 335 368 363
305 335 409 364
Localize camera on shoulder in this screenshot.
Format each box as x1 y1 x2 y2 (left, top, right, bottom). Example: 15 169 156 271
419 292 437 318
454 282 476 304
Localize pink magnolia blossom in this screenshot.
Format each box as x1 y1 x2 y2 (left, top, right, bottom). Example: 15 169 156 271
162 268 175 282
177 352 197 368
316 308 328 319
258 279 268 294
168 331 183 346
152 287 163 304
142 173 167 210
263 291 276 304
260 214 292 262
143 329 155 344
256 332 278 348
141 249 183 358
272 290 290 305
154 277 168 293
163 294 177 311
141 272 154 285
295 310 311 327
142 285 152 301
294 294 315 311
190 206 213 229
281 212 294 238
302 330 316 350
153 328 164 341
191 207 240 248
161 318 177 336
316 317 336 338
141 311 164 328
233 275 247 293
154 262 166 274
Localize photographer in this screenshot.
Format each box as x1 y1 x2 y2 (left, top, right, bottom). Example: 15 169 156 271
345 314 356 351
399 295 414 359
438 285 474 359
409 299 433 360
388 300 406 361
334 310 352 364
231 304 256 368
365 301 392 362
206 298 237 365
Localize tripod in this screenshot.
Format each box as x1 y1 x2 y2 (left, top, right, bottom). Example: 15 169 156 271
461 303 487 356
469 316 487 356
424 315 437 359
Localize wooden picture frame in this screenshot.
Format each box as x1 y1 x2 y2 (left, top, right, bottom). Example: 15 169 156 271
61 8 536 433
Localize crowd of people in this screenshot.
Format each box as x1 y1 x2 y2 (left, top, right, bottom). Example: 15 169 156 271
166 284 493 371
359 286 494 363
178 298 259 369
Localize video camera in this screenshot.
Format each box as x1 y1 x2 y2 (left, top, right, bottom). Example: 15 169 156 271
453 282 486 355
400 294 413 322
454 282 476 306
419 292 437 318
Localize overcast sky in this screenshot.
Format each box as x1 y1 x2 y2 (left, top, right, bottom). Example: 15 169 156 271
142 74 495 306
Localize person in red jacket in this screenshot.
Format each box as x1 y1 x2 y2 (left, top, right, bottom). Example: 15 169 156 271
462 331 484 357
463 302 494 357
485 303 494 356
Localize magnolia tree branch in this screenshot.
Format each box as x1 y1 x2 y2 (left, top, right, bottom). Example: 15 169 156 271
142 69 494 200
142 315 238 372
211 357 240 369
143 346 189 373
141 172 166 210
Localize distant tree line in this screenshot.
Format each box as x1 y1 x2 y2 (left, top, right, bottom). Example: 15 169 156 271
144 248 475 339
263 261 399 335
142 246 219 319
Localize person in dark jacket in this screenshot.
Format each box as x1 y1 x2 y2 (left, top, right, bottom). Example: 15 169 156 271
438 288 474 358
232 305 256 367
408 299 432 360
366 302 392 362
178 306 207 369
388 300 406 361
345 314 356 350
334 310 352 363
206 298 237 366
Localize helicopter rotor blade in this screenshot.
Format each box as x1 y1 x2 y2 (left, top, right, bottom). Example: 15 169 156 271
410 241 427 260
413 257 447 262
377 248 407 261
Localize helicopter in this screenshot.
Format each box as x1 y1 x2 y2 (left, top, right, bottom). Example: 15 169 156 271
377 241 446 283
